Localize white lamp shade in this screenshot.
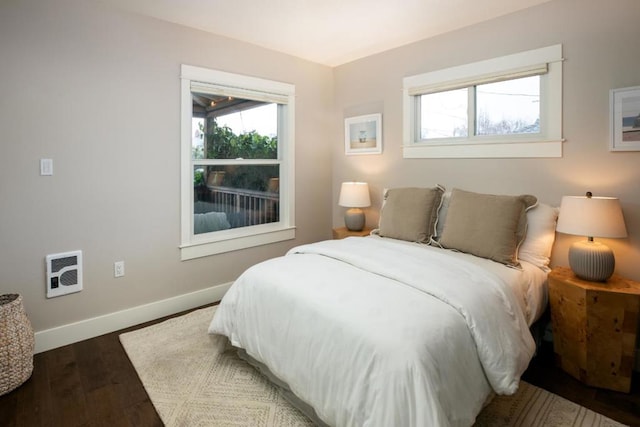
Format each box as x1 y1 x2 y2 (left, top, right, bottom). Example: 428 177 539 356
556 196 627 238
338 182 371 208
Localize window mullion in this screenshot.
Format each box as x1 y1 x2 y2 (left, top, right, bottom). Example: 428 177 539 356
193 158 280 166
414 96 422 142
469 87 476 139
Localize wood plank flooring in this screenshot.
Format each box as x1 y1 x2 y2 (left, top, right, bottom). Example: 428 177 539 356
0 314 168 427
1 306 640 426
523 340 640 426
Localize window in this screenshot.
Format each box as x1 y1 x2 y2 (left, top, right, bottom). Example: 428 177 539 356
180 65 295 260
403 45 563 158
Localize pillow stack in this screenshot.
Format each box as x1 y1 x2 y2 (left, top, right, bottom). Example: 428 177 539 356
373 186 559 270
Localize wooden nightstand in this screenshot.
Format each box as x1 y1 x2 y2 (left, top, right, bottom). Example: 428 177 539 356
332 227 372 239
548 266 640 393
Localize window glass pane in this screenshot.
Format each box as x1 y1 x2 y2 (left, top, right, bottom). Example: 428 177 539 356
476 76 540 136
420 88 468 139
193 165 279 234
192 118 205 159
192 93 278 160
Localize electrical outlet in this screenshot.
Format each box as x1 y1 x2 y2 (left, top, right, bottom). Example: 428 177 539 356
40 158 53 176
114 261 125 278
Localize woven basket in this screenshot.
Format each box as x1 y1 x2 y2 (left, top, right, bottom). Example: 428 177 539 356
0 294 34 395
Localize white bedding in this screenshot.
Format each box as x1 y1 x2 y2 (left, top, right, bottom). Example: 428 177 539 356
209 236 545 427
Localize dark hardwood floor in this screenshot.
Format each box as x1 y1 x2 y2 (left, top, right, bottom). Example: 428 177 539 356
0 313 167 427
522 341 640 426
1 306 640 426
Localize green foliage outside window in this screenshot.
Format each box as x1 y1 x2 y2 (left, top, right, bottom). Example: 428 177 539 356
202 118 278 192
206 120 277 160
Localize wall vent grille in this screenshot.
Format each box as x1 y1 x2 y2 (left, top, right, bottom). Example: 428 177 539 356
46 250 83 298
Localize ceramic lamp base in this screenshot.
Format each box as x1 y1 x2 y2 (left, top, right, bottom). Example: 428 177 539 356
568 240 615 282
344 208 365 231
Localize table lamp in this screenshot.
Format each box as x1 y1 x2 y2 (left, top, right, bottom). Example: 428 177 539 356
338 182 371 231
556 192 627 282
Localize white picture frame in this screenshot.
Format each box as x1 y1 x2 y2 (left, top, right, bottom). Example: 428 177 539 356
344 113 382 155
610 86 640 151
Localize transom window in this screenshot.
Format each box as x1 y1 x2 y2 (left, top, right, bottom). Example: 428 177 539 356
420 76 540 139
403 45 563 158
180 65 295 260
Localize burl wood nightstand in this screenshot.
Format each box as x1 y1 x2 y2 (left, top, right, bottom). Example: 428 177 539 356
548 266 640 393
332 227 373 239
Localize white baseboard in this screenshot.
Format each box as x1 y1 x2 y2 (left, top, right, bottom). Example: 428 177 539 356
34 282 232 354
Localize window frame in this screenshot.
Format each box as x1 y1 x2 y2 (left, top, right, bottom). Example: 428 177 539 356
180 65 295 260
402 45 563 158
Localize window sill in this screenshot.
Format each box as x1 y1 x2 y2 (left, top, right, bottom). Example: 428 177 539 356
403 139 563 159
180 226 296 260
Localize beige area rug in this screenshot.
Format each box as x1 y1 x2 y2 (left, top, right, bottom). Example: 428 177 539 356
120 307 627 427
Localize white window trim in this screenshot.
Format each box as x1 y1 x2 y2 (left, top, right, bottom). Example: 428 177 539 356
402 45 564 159
180 65 295 260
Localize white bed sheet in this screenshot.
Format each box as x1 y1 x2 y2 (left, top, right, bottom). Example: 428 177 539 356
209 236 546 427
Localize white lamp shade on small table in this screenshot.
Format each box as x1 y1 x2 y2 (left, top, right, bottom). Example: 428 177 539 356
556 194 627 282
338 182 371 231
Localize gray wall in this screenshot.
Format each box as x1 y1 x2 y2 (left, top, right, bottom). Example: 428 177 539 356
0 0 334 331
332 0 640 281
3 0 640 335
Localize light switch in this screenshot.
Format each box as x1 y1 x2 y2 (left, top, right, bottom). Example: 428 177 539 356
40 158 53 176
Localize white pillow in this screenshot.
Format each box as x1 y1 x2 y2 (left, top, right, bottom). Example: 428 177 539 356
518 203 559 271
435 191 451 239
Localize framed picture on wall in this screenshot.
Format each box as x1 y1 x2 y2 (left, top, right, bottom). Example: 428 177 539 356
610 86 640 151
345 113 382 155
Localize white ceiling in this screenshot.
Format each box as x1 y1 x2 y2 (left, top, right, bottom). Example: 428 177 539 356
105 0 552 67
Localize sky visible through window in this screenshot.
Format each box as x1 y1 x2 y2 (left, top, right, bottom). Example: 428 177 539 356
217 103 277 137
421 76 539 139
192 103 277 157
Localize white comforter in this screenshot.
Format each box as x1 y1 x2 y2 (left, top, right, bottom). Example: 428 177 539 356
209 237 537 427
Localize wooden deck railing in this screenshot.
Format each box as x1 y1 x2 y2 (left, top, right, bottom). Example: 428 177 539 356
205 185 279 227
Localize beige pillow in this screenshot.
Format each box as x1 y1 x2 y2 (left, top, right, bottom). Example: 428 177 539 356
377 186 444 243
439 188 537 267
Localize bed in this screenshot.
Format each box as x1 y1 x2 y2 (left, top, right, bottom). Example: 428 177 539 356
209 187 559 427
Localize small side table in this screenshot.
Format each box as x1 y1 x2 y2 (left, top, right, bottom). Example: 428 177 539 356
548 266 640 393
332 227 372 239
